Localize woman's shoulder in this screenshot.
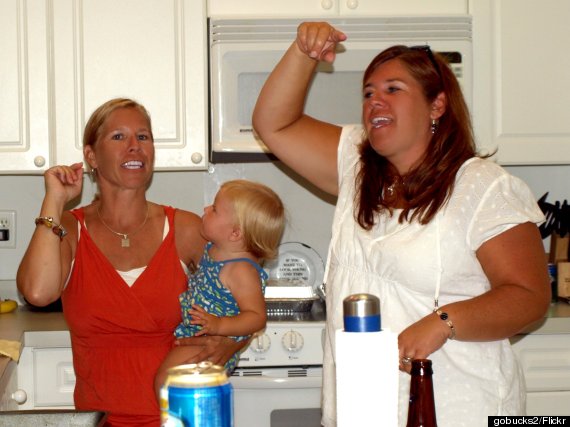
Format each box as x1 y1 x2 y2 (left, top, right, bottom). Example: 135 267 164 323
338 124 364 174
456 157 510 187
170 206 206 265
172 207 203 238
340 124 364 148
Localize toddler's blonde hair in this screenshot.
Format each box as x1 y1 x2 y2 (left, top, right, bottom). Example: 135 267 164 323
220 180 285 260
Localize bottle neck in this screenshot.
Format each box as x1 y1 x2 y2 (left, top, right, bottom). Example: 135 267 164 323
410 359 433 376
406 359 438 427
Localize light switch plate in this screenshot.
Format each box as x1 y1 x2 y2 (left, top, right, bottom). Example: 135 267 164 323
0 210 16 248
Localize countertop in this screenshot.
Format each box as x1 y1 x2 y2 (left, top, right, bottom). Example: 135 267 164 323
1 302 570 384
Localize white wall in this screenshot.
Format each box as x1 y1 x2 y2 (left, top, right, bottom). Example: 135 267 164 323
1 161 567 283
0 162 336 281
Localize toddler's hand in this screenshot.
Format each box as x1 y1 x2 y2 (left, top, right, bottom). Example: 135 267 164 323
189 304 220 335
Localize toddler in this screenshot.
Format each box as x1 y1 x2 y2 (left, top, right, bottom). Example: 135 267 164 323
155 179 285 395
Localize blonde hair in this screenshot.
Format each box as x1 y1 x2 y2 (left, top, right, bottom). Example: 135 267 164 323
83 98 153 174
220 180 285 260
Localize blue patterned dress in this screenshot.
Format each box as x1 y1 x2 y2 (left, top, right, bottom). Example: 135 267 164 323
174 242 268 372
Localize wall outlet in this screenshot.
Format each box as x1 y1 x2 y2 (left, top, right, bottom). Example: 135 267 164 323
0 210 16 248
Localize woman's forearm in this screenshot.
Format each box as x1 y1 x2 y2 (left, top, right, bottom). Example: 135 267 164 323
17 200 70 305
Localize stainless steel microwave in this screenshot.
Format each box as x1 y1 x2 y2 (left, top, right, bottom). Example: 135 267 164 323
209 16 472 162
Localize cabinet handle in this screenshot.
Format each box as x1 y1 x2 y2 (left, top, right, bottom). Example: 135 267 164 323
34 156 46 168
12 389 27 404
346 0 359 9
321 0 334 10
191 152 203 164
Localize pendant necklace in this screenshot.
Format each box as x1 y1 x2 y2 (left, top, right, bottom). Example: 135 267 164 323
386 176 403 197
96 203 149 248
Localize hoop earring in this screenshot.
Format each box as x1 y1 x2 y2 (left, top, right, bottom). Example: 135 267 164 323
431 119 439 134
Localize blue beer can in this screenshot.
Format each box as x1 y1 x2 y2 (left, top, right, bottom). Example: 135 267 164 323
164 361 233 427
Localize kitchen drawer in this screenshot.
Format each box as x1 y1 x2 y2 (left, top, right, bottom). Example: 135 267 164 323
33 348 75 407
511 334 570 392
527 391 570 416
15 346 75 409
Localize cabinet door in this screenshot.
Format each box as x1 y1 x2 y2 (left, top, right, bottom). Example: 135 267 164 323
338 0 468 15
471 0 570 164
0 361 18 411
511 334 570 392
511 333 570 415
0 0 51 173
33 348 75 407
17 346 75 409
526 391 570 416
52 0 208 170
208 0 467 17
207 0 338 17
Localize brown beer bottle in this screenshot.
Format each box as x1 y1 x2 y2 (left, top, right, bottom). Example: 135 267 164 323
406 359 438 427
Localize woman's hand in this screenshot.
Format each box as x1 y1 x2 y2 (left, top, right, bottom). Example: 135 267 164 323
397 311 451 374
296 22 347 63
189 304 221 336
44 163 85 206
174 336 247 367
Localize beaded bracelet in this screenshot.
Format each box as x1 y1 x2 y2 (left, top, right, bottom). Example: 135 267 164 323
435 309 456 340
35 216 68 240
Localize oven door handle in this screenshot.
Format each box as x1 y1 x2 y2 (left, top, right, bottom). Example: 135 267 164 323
230 375 322 389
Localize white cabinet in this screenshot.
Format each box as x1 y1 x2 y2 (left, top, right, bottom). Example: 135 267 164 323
0 0 51 172
511 333 570 415
207 0 467 17
337 0 467 15
208 0 337 16
471 0 570 164
17 333 75 410
0 0 208 174
52 0 208 171
0 361 18 411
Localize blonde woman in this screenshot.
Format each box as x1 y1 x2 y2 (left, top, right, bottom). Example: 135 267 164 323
17 98 247 426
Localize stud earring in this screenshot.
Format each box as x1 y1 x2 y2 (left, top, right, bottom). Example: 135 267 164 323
431 119 439 134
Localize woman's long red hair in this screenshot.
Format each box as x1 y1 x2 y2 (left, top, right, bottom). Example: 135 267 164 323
355 46 480 229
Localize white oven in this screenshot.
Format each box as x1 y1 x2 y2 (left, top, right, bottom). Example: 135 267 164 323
209 15 472 162
231 318 326 427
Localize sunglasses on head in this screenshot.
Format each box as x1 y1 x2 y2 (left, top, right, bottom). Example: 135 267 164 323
410 45 442 80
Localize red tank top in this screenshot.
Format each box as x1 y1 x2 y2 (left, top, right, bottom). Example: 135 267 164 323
62 206 187 426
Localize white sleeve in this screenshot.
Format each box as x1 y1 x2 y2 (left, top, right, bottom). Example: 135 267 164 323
467 172 545 251
337 125 364 189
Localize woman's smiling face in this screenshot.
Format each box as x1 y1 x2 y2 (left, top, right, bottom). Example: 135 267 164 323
362 58 438 174
85 107 155 190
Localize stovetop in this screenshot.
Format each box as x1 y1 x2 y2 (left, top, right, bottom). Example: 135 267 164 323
237 299 326 368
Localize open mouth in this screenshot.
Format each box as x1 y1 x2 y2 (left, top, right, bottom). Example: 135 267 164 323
370 116 393 129
121 160 144 169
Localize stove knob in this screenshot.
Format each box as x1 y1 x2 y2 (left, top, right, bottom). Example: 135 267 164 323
250 333 271 353
282 330 304 352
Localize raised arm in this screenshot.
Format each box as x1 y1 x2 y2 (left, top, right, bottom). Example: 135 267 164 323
252 22 348 196
17 163 84 306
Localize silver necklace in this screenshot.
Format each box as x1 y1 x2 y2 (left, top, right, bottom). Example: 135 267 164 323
386 176 403 196
96 203 149 248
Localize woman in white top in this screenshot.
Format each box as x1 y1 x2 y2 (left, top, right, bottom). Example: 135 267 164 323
252 22 550 427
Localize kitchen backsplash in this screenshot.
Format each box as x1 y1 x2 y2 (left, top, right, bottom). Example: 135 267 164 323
0 162 336 282
1 162 570 283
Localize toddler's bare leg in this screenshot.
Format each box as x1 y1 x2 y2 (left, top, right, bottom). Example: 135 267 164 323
155 345 204 399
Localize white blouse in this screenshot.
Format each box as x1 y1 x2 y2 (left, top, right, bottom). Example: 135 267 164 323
320 125 545 427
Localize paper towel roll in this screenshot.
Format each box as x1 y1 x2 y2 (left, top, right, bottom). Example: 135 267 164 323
336 329 399 426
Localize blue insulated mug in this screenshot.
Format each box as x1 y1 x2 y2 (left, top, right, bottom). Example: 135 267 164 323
343 293 381 332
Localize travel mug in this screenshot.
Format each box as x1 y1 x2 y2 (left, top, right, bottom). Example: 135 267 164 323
343 293 381 332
